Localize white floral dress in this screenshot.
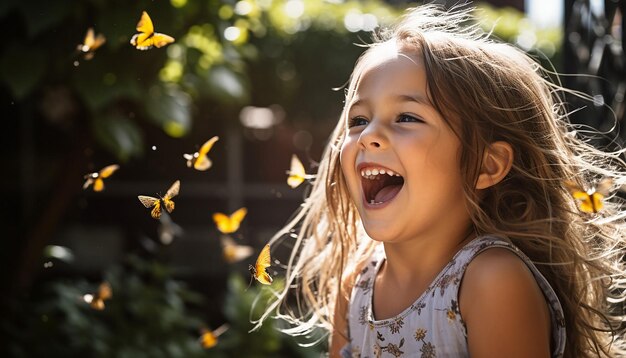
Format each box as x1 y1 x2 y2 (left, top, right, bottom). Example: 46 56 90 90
341 236 566 358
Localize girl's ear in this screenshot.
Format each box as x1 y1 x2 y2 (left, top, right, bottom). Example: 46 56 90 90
475 141 514 190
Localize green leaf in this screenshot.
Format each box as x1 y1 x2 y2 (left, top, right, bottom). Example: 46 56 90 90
0 43 46 99
146 85 192 138
73 63 142 110
203 65 250 105
92 114 144 161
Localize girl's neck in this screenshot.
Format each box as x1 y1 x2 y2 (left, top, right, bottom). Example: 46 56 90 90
380 228 475 287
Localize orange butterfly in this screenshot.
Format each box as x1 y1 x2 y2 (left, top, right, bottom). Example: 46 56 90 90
83 281 112 310
286 154 314 188
77 27 106 60
184 136 219 171
565 178 613 214
138 180 180 219
249 244 272 285
83 164 119 192
130 11 175 50
212 207 247 234
199 324 229 349
220 236 253 263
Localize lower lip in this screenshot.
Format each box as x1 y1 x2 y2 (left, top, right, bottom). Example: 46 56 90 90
361 186 402 210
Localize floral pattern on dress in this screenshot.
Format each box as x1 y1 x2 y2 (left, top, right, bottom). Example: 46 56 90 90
388 317 404 334
342 237 567 358
378 337 405 357
356 277 373 293
358 305 368 325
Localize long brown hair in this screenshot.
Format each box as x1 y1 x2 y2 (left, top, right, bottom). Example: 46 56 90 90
254 5 626 357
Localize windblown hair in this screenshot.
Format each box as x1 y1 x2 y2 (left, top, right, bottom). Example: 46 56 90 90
254 5 626 357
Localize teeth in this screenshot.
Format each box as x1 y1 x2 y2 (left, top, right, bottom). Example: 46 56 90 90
360 167 401 179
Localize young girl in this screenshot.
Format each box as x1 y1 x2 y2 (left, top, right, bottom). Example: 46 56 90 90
254 5 626 357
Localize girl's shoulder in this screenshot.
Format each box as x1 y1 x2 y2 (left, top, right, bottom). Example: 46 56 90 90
458 236 567 357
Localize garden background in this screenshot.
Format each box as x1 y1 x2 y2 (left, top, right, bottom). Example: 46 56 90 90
1 0 623 356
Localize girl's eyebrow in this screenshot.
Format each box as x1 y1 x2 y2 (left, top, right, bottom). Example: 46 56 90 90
349 93 433 109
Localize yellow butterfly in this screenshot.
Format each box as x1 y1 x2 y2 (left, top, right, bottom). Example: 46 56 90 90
184 136 219 171
565 178 613 214
199 324 229 349
286 154 314 188
83 281 112 311
249 244 273 285
212 207 247 234
83 164 119 192
220 236 253 263
130 11 175 50
138 180 180 219
77 27 106 60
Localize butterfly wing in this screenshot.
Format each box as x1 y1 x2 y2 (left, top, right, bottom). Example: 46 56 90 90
571 191 594 213
83 28 95 49
93 178 105 192
83 177 94 189
254 244 273 285
99 164 119 179
98 282 112 300
590 192 605 213
198 136 219 157
138 195 159 209
200 329 218 349
213 213 231 234
162 198 175 213
136 11 154 35
193 136 219 171
130 11 154 49
595 178 613 197
90 299 105 310
93 33 106 50
193 156 213 171
138 195 162 218
161 180 180 214
565 180 592 213
150 201 163 219
150 33 175 48
229 207 247 233
164 180 180 200
88 282 111 310
287 154 306 188
91 165 118 192
221 236 253 263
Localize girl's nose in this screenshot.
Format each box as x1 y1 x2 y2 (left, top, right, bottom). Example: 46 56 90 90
358 122 388 150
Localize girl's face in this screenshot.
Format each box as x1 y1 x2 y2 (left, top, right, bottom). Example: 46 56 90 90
340 45 469 244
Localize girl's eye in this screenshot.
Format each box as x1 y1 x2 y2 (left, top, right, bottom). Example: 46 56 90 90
397 114 423 123
348 116 368 128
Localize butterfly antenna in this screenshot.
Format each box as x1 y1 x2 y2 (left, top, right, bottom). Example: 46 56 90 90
245 275 254 292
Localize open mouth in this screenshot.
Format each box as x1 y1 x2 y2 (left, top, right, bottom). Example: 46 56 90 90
360 167 405 205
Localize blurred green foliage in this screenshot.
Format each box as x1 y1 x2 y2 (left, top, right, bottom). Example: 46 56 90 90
2 254 323 357
1 1 563 356
0 0 402 161
0 0 560 161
